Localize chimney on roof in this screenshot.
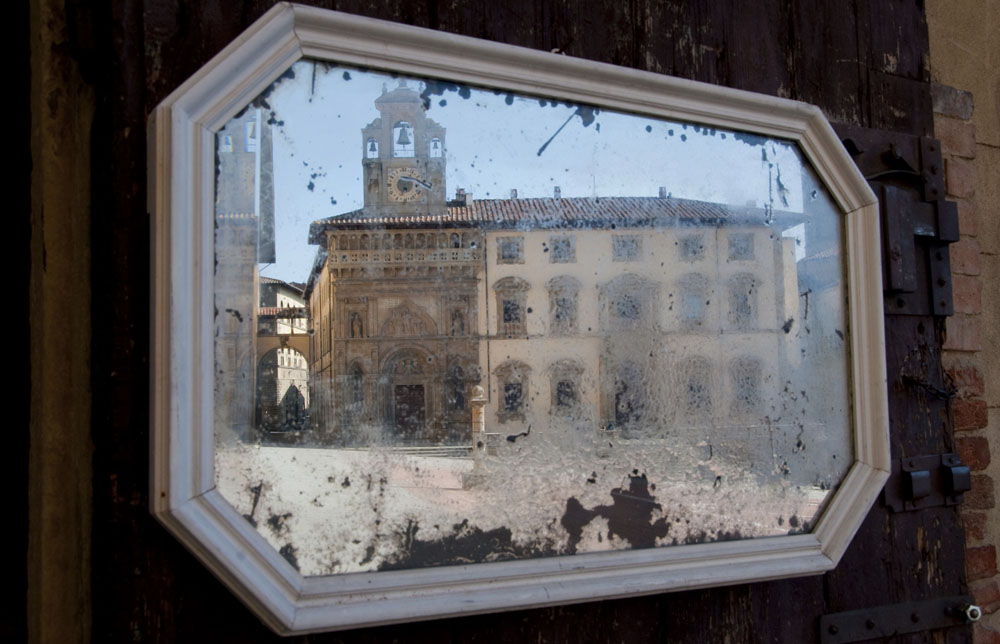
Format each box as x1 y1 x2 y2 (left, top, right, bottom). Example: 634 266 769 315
554 186 561 199
510 189 518 199
455 188 472 206
658 186 667 199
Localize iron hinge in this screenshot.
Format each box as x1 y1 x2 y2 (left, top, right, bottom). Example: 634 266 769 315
820 595 979 643
835 124 959 316
883 452 971 512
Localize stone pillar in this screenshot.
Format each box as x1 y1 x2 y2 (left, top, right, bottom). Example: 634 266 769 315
470 385 486 460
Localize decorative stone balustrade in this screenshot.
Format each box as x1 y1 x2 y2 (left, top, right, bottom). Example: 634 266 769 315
329 248 481 266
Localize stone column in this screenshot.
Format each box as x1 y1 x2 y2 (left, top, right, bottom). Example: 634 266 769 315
470 385 486 460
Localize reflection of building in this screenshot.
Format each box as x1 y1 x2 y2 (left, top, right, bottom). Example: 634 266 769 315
306 84 478 445
255 277 311 433
214 107 275 441
306 84 805 448
215 108 315 442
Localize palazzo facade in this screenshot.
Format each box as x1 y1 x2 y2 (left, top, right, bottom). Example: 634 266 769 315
306 84 813 450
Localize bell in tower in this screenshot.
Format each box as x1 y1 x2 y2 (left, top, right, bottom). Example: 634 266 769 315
360 80 448 214
393 122 414 157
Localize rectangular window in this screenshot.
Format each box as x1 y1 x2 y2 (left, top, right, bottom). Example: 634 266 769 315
727 275 756 330
498 237 524 263
556 380 577 408
553 296 575 327
616 293 641 320
549 236 575 263
728 233 754 260
731 357 761 415
681 291 704 324
503 382 523 413
679 274 707 327
613 235 641 261
502 299 521 324
680 235 705 261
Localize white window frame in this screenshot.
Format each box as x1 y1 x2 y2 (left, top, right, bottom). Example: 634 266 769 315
149 3 889 634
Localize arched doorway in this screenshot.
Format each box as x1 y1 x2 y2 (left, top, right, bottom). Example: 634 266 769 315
256 347 310 432
382 348 430 438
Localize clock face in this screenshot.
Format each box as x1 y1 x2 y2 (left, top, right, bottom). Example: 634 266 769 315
387 167 431 202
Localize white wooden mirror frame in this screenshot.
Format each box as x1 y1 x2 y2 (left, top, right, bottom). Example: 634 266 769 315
149 3 889 634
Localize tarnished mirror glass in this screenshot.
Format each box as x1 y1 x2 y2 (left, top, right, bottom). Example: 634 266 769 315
213 61 852 577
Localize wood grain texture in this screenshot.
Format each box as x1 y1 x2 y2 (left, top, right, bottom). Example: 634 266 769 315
82 0 964 641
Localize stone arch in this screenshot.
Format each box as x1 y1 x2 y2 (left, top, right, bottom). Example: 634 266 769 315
255 347 309 431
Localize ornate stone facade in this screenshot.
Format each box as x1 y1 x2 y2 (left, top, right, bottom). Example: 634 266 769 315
307 85 812 452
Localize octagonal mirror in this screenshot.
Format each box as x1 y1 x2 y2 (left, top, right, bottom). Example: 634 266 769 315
150 4 889 634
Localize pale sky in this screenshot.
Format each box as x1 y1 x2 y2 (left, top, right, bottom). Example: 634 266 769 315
246 60 809 283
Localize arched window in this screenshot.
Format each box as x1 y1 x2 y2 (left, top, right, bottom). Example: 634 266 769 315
392 121 414 157
679 356 712 416
549 359 584 417
494 276 530 336
547 275 580 335
429 137 442 158
613 362 645 428
678 273 708 328
727 273 757 330
730 356 761 416
348 363 364 408
600 273 658 331
495 361 530 422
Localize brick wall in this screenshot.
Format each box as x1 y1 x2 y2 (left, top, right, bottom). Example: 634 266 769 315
933 78 999 641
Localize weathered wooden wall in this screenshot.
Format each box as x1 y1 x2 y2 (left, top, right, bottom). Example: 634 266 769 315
74 1 966 641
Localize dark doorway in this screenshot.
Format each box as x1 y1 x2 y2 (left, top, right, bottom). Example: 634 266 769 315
393 384 425 434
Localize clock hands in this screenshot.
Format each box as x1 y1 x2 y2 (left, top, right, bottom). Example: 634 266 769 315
396 175 433 190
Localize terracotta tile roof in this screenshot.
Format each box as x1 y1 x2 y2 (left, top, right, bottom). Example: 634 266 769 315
309 196 773 243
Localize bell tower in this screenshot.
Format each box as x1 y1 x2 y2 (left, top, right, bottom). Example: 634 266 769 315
361 81 447 215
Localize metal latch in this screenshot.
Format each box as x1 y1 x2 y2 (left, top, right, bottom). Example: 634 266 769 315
884 453 971 512
835 125 959 316
821 595 980 643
